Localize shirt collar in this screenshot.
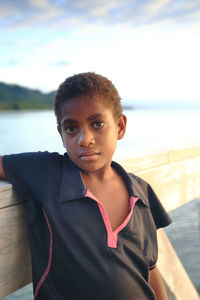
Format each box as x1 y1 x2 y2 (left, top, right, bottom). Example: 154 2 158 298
58 154 148 207
111 161 149 207
58 153 86 203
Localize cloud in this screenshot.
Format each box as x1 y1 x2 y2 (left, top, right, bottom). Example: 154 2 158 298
142 0 172 15
0 0 200 30
0 0 63 29
49 60 69 67
0 59 20 66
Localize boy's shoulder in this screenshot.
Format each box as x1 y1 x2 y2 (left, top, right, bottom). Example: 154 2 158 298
3 151 65 169
128 172 150 205
127 172 172 228
2 151 69 201
128 172 148 187
3 151 70 187
111 161 150 205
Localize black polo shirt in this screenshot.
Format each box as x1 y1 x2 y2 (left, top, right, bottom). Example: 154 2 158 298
3 152 172 300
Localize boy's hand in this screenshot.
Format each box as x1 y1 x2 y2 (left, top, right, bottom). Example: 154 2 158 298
0 156 6 180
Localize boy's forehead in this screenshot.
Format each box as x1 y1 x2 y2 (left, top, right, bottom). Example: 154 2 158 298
60 96 112 117
62 95 109 106
58 97 112 123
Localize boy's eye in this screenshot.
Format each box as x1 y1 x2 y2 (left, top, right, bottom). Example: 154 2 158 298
93 121 104 129
65 126 77 134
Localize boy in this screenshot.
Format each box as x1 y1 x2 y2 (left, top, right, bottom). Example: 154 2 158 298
0 72 171 299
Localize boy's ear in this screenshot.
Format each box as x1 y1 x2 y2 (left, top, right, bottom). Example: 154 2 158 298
117 114 127 140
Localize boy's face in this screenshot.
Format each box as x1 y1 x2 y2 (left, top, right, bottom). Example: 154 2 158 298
58 96 127 173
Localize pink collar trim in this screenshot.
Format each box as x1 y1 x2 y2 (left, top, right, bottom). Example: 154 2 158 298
85 190 138 248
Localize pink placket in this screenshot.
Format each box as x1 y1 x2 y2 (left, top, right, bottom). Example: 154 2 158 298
85 190 138 248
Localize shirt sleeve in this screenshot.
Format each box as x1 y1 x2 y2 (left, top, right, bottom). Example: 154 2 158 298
128 173 172 270
147 183 172 229
146 184 172 269
129 173 172 229
2 151 63 206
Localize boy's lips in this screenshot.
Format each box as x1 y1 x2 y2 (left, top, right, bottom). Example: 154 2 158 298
79 151 100 161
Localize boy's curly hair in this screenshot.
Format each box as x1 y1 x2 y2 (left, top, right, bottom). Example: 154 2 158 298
54 72 122 126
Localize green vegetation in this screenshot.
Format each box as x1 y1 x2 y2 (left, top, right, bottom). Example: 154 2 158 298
0 81 135 111
0 82 55 110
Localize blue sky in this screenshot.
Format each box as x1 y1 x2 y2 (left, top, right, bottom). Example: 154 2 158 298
0 0 200 104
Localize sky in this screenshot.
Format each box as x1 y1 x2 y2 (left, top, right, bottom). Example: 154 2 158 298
0 0 200 105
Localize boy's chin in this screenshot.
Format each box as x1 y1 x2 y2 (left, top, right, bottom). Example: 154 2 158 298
75 160 108 174
78 163 103 173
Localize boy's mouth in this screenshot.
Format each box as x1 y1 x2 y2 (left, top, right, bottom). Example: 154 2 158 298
79 151 100 161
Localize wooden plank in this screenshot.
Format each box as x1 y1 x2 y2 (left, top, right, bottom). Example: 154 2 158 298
168 146 200 163
1 145 200 209
120 152 168 173
157 229 200 300
0 204 32 298
0 186 23 209
122 156 200 212
120 145 200 173
0 181 11 189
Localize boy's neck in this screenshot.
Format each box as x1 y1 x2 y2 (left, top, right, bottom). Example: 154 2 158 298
81 165 116 182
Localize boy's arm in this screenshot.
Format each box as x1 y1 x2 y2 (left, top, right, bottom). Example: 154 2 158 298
0 156 6 180
149 266 168 300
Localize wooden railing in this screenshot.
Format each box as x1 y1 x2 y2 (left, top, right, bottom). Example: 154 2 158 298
0 146 200 299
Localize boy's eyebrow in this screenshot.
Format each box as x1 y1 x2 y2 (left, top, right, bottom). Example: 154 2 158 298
87 113 103 121
61 113 103 125
61 118 77 125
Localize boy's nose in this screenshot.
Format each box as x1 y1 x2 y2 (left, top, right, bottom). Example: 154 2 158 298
77 129 95 147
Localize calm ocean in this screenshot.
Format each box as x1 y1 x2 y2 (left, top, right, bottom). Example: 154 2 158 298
1 109 200 299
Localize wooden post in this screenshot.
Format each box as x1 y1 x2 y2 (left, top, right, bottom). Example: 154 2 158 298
157 229 200 300
0 184 32 298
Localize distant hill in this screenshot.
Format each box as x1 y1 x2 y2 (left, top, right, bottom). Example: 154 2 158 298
0 82 55 110
0 82 136 111
1 81 199 111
